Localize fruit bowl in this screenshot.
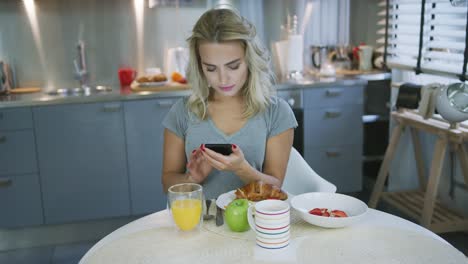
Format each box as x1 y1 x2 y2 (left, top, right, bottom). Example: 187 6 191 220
291 192 368 228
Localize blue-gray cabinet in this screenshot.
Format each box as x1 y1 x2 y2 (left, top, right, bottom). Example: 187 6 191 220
0 174 43 228
0 107 43 228
124 98 177 215
33 102 130 224
303 86 364 192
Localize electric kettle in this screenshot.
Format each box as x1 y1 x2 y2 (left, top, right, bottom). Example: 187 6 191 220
436 82 468 128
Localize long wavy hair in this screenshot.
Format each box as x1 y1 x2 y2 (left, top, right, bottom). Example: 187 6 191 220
186 8 275 120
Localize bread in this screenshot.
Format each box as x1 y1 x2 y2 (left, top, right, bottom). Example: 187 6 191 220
234 181 287 201
151 73 167 82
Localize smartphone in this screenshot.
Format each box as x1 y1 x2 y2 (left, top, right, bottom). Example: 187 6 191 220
204 143 233 156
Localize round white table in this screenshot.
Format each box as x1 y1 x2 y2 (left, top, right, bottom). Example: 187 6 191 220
80 208 467 264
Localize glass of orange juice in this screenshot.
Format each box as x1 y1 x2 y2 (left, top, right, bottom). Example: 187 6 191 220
168 183 203 231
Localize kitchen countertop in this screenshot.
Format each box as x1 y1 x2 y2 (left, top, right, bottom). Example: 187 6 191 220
0 72 390 109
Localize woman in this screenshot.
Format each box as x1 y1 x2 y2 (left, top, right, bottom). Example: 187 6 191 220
162 8 297 199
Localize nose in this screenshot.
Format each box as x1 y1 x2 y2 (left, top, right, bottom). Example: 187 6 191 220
217 68 229 85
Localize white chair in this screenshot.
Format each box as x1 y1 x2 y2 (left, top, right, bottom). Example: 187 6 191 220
282 147 337 195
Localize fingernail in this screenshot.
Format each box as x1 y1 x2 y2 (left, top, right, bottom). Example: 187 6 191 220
192 149 196 154
232 144 237 149
201 144 205 150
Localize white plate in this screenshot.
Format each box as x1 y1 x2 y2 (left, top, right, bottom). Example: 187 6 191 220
216 190 292 209
291 192 368 228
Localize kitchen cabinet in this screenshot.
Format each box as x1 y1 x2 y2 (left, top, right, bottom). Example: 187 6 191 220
124 98 178 215
0 107 43 228
303 86 364 192
0 174 43 228
33 102 130 224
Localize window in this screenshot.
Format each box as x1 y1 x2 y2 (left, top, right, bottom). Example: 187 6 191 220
377 0 468 79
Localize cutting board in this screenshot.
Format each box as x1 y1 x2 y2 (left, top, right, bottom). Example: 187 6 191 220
10 87 42 94
130 82 189 92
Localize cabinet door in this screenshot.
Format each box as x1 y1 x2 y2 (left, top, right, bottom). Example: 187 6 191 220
34 102 130 224
124 98 177 215
0 174 43 228
304 145 362 193
0 130 37 175
303 105 363 147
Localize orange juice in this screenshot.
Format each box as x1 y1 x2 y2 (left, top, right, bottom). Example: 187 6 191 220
171 199 202 231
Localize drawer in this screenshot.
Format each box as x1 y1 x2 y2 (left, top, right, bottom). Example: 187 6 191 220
304 106 363 147
0 174 43 228
0 107 33 130
304 145 362 193
0 130 38 175
303 86 364 109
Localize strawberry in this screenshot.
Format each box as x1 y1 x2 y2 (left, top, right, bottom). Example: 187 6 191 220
331 210 348 217
309 208 322 216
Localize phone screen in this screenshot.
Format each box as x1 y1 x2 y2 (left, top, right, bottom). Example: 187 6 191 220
204 144 233 156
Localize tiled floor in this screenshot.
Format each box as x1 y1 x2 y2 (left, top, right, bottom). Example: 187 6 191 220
1 178 467 264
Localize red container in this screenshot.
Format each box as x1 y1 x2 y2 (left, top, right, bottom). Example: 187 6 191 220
118 68 136 86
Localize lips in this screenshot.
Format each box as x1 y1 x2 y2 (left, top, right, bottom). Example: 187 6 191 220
220 84 235 92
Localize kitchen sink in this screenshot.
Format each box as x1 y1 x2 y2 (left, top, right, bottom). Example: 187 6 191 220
46 86 112 96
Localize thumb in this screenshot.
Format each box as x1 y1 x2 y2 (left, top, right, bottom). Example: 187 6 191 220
231 144 240 154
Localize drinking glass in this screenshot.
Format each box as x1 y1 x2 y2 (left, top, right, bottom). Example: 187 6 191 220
168 183 203 231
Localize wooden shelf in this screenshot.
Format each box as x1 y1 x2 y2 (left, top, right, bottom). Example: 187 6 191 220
381 191 468 233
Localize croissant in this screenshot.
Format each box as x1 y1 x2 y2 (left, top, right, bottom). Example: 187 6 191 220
234 181 287 201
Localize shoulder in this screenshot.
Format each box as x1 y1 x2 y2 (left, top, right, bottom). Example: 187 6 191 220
264 96 292 114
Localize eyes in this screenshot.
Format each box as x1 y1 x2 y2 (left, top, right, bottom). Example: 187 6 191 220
205 63 241 72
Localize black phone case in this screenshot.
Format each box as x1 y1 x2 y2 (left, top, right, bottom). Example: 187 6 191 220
204 144 233 155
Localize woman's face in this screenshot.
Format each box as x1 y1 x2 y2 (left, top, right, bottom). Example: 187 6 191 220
199 40 248 98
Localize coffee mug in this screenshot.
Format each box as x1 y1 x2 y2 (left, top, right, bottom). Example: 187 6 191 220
247 200 290 249
118 67 136 86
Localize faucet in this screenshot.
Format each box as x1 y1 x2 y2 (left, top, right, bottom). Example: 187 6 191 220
74 40 89 89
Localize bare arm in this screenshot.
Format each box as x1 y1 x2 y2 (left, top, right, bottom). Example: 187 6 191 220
162 129 213 192
161 129 191 192
235 128 294 187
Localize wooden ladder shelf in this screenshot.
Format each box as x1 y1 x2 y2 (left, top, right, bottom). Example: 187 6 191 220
368 110 468 233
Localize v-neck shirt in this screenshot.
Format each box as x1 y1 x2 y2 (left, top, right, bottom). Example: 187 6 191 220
162 96 298 199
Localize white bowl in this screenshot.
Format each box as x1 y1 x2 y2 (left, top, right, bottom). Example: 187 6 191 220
291 192 368 228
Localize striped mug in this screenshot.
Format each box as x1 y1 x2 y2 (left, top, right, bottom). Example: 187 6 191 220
247 199 290 249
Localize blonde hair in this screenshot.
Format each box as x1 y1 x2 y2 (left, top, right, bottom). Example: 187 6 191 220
186 8 275 120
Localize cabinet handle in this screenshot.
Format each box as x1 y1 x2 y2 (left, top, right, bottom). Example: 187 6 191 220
326 151 341 157
325 110 342 118
325 89 343 97
0 178 12 188
101 105 121 112
0 135 5 144
156 100 174 107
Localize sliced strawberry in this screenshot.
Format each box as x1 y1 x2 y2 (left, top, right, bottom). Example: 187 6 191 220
309 208 322 216
331 210 348 217
322 211 330 217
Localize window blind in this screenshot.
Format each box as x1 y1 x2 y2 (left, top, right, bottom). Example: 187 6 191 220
377 0 468 79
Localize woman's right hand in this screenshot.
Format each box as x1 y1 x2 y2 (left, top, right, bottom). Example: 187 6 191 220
186 148 213 183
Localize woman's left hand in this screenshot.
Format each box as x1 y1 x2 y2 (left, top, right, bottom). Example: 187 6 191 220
201 144 246 173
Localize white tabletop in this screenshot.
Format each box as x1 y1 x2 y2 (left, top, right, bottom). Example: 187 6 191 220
80 208 467 264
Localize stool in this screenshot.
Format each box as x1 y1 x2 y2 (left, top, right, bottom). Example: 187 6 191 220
368 110 468 233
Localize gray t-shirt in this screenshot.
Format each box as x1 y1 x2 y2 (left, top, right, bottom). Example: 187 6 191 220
162 96 298 199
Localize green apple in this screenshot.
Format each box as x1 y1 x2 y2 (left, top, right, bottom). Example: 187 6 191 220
225 199 250 232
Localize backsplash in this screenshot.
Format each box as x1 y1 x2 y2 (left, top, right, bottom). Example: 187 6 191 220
0 0 355 90
0 0 207 89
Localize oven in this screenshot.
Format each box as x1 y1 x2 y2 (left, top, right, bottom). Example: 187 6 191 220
277 89 304 156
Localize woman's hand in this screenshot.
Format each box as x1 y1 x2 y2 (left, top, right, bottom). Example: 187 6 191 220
201 144 247 173
186 148 213 183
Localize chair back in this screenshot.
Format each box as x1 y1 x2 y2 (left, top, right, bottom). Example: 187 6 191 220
282 147 337 195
